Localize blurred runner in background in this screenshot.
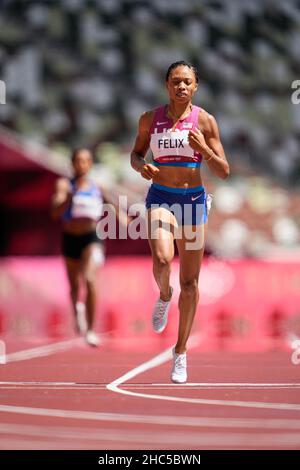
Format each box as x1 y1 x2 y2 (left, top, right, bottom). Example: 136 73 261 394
51 148 109 347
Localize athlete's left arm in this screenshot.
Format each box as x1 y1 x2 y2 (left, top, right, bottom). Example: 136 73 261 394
188 113 230 179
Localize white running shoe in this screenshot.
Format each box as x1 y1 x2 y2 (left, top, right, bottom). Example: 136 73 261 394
171 348 187 383
75 302 88 334
152 287 173 333
85 330 101 347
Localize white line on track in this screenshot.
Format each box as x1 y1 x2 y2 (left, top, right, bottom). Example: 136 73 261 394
2 338 84 363
1 333 300 433
121 382 300 389
1 381 300 390
2 404 300 430
1 423 300 449
106 338 300 412
2 430 300 449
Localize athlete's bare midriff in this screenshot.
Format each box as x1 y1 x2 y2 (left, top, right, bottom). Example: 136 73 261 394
152 165 203 189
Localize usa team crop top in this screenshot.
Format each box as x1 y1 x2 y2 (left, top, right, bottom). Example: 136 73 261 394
149 104 203 168
62 178 103 221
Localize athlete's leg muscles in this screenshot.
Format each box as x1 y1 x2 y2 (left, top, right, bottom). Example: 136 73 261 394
147 207 175 301
81 243 103 330
65 257 82 326
175 223 207 354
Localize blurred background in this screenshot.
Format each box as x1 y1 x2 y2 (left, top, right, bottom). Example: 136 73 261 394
1 0 300 348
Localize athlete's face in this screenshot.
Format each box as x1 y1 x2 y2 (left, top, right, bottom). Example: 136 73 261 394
72 150 93 177
166 66 198 103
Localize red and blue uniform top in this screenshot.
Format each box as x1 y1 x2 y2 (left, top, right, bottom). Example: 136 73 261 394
62 178 103 221
148 105 203 168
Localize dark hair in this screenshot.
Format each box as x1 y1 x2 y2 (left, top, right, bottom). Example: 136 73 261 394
71 147 93 162
165 61 199 83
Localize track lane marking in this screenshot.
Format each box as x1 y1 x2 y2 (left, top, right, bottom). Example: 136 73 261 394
1 381 300 390
1 406 300 430
2 338 83 363
106 338 300 412
1 423 300 448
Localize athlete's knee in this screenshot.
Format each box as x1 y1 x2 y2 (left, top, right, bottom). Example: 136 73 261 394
180 278 199 295
153 255 172 270
85 277 96 293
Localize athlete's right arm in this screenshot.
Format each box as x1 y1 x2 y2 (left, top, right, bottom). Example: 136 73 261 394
50 178 72 220
130 111 159 180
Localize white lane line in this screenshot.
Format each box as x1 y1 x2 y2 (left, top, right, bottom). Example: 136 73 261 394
0 340 6 364
1 382 300 391
0 382 83 386
107 333 201 392
1 436 300 450
2 432 300 449
2 338 84 363
0 387 104 390
107 388 300 411
153 383 300 388
2 405 300 430
1 423 300 448
106 340 300 412
107 347 174 389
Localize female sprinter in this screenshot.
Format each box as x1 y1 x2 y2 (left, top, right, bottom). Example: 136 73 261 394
51 148 105 347
131 61 230 382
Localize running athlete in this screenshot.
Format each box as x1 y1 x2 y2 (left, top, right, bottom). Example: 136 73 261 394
131 61 230 382
51 148 105 347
